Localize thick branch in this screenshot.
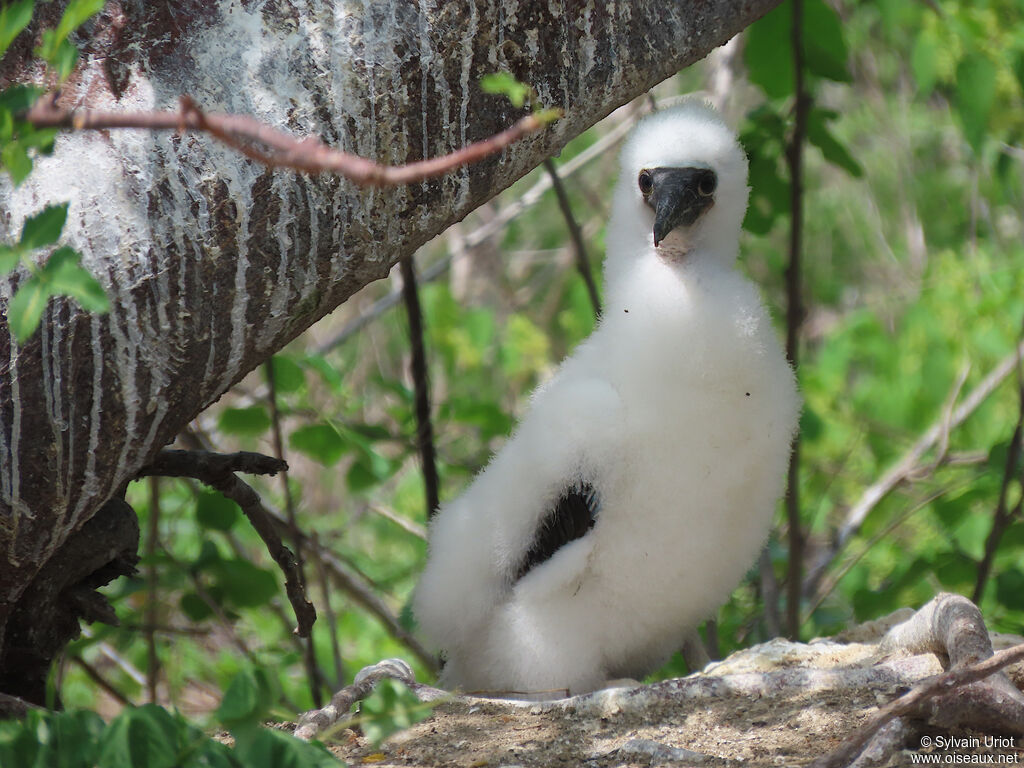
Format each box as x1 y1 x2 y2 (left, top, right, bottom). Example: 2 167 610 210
139 449 314 637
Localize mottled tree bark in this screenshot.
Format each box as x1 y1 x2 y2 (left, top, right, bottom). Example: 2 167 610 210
0 0 781 701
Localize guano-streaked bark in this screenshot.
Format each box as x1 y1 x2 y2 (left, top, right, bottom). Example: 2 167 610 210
0 0 782 695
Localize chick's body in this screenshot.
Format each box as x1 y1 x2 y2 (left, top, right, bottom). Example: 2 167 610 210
414 101 800 697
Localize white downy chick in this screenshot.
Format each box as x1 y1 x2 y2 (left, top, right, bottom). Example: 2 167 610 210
414 100 800 698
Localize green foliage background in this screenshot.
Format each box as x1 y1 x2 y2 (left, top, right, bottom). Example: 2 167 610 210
3 0 1024 764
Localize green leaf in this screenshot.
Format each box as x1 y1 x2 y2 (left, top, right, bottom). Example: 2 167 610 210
98 705 181 768
56 0 107 41
0 83 43 113
179 592 214 622
44 246 110 312
0 710 43 768
934 552 977 591
195 491 239 532
807 110 863 177
289 423 348 466
210 559 278 608
911 33 939 95
2 139 33 185
996 570 1024 610
20 203 69 251
0 0 33 57
345 449 396 493
232 728 338 768
802 0 851 83
49 39 79 82
8 276 51 343
954 53 996 154
45 709 106 768
480 72 532 108
0 245 18 273
265 355 305 394
216 668 276 726
218 406 271 436
745 2 793 99
358 679 434 747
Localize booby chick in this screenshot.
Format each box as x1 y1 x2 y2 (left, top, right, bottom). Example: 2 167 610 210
414 100 800 698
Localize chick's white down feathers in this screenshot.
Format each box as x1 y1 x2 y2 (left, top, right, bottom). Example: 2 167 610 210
413 100 800 697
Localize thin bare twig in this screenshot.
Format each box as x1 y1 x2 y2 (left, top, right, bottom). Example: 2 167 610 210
368 504 427 540
973 317 1024 602
312 532 346 689
23 95 556 187
71 656 136 709
804 484 968 623
758 548 782 638
543 159 601 316
784 0 810 640
145 476 161 704
804 340 1024 594
79 626 147 688
313 103 646 356
265 358 323 707
400 256 441 519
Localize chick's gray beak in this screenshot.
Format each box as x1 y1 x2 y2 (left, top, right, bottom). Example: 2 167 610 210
643 167 717 247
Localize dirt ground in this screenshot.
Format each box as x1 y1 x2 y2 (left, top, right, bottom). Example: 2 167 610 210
299 614 1024 767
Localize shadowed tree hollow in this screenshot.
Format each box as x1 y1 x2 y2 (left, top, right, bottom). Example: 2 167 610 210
0 0 782 704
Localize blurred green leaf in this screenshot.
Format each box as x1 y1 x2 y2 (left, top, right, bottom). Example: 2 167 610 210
745 3 794 99
803 0 851 83
44 246 109 313
196 491 240 532
996 569 1024 610
2 139 33 184
954 53 996 153
266 355 305 394
217 668 276 726
911 33 939 95
179 592 214 622
9 276 50 342
0 245 18 273
807 110 863 177
210 559 278 608
934 552 977 591
358 679 435 747
56 0 106 41
218 406 271 437
20 203 68 251
289 423 348 466
232 728 338 768
0 0 33 57
98 705 181 768
480 72 532 108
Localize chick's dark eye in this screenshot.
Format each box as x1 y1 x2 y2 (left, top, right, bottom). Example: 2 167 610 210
638 170 653 195
698 171 717 197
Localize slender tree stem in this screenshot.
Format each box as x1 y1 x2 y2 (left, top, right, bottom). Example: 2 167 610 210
543 159 601 317
973 317 1024 602
266 358 324 708
146 476 161 704
400 255 441 519
784 0 809 640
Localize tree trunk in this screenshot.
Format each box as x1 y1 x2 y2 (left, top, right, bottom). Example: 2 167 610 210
0 0 781 702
